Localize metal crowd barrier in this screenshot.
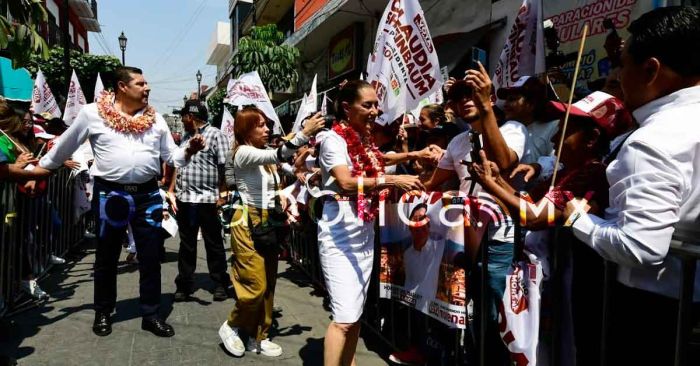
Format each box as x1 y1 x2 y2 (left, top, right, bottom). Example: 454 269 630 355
286 216 699 365
0 168 88 317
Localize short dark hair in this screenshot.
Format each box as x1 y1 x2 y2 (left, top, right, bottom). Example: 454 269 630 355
112 66 143 90
421 104 446 125
334 80 373 121
627 6 700 77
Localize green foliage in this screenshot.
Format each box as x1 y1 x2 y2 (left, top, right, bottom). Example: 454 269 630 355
207 88 236 128
232 24 300 93
25 47 121 101
0 0 50 68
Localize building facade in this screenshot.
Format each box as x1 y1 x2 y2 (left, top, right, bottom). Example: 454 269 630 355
221 0 696 118
41 0 100 53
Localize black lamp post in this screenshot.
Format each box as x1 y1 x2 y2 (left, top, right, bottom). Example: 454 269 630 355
118 32 127 65
196 70 202 100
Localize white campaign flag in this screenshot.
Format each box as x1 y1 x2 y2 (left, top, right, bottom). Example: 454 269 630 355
492 0 545 92
94 72 104 102
224 71 283 135
367 0 443 125
320 91 329 116
63 70 87 126
292 75 318 133
31 69 61 118
220 107 235 147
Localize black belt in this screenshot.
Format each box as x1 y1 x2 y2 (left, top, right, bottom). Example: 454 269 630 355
94 177 159 194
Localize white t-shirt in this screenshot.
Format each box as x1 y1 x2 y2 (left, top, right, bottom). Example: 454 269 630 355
403 231 445 302
437 121 528 242
317 130 353 195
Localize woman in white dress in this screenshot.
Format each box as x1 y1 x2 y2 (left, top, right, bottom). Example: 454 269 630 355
316 80 434 365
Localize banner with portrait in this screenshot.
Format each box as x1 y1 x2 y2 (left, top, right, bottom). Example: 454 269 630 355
378 191 469 329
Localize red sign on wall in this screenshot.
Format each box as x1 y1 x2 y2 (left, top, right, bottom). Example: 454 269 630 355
295 0 329 31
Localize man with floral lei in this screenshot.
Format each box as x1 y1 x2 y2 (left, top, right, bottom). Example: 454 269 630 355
31 66 205 338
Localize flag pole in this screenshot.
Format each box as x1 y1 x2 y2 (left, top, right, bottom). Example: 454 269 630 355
0 129 29 154
549 24 589 191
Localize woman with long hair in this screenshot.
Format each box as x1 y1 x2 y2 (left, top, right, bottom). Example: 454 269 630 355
219 106 325 358
316 80 426 365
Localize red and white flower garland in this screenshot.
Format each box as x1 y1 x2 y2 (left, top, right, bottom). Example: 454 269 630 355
331 122 388 222
96 91 156 134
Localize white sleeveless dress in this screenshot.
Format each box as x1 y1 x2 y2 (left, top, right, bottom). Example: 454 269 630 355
316 130 375 323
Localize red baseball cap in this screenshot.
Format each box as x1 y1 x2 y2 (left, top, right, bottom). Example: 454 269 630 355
33 125 55 140
547 91 634 139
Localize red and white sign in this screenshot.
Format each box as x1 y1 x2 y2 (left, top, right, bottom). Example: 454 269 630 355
367 0 444 125
225 71 283 135
498 252 543 366
220 106 235 146
292 74 317 133
31 69 61 119
63 70 87 126
493 0 546 92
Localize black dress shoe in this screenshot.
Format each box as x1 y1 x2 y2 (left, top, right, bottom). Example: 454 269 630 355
213 286 227 302
141 317 175 337
92 312 112 336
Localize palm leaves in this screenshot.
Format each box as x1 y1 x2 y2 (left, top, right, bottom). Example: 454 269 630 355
232 24 300 93
1 0 50 68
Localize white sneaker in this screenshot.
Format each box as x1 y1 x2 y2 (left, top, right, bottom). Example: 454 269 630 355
84 230 96 239
218 321 245 357
247 338 283 357
49 255 66 265
21 280 49 300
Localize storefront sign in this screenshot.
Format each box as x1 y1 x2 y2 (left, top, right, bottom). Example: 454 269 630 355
328 24 357 80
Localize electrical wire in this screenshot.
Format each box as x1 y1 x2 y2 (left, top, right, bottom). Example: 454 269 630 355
148 0 208 76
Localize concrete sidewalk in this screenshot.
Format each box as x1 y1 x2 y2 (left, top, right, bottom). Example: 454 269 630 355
0 236 389 365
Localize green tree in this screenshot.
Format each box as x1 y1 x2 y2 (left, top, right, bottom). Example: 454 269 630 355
207 88 237 128
232 24 300 93
25 47 121 101
0 0 50 68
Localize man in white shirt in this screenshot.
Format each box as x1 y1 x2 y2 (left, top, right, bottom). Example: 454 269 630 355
424 63 527 364
564 7 700 364
32 67 205 338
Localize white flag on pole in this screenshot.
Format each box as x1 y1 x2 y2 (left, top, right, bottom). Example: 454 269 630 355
292 74 318 133
367 0 443 125
220 107 235 147
492 0 545 92
320 91 329 116
224 71 283 135
31 69 61 119
94 72 104 102
63 70 87 126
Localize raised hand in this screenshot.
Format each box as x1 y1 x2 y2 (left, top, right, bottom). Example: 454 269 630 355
464 62 493 112
302 112 326 136
510 163 542 182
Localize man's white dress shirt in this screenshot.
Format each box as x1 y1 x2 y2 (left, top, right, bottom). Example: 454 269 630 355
572 85 700 301
40 103 189 184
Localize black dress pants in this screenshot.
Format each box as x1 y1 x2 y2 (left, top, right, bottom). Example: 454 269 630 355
174 201 229 293
92 178 164 319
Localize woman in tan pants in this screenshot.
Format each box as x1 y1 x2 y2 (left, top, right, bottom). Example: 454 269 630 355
219 106 324 358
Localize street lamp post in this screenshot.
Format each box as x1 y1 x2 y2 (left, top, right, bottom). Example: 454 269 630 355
118 32 128 65
196 70 203 100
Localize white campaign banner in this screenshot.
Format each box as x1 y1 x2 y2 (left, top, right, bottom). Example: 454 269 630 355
224 71 283 135
220 107 235 148
293 75 318 133
94 72 104 102
492 0 546 92
63 70 87 126
367 0 444 125
31 69 61 119
379 191 468 329
498 252 544 366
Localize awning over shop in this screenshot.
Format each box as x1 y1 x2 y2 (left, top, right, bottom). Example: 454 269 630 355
0 57 33 102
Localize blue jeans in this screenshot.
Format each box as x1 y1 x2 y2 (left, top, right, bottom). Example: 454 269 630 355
470 240 513 365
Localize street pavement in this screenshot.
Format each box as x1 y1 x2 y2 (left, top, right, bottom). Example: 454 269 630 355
0 236 389 365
